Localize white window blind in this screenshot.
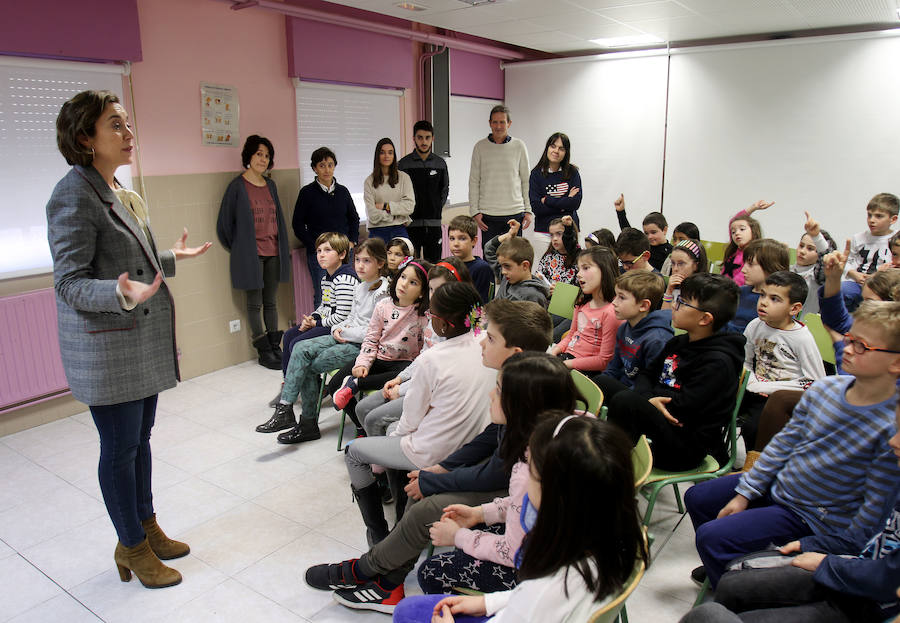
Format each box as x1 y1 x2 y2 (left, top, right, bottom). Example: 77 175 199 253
294 80 403 222
0 56 129 279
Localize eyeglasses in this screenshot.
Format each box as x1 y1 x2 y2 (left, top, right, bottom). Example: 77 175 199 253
673 296 706 313
425 310 455 328
843 333 900 355
619 252 648 270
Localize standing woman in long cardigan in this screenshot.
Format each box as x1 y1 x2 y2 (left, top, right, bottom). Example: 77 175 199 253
46 90 211 588
217 135 291 369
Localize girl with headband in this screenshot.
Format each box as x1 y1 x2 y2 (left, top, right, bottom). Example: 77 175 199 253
662 239 709 310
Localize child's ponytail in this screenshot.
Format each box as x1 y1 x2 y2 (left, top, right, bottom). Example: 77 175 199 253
430 281 482 332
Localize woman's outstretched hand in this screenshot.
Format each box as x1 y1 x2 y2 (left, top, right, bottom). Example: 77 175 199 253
172 228 212 260
118 271 162 305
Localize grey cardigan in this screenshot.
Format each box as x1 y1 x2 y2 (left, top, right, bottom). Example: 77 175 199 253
216 174 291 290
46 165 179 406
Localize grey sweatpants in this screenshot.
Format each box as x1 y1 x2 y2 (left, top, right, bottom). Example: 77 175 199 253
357 392 405 437
358 488 508 585
344 436 418 489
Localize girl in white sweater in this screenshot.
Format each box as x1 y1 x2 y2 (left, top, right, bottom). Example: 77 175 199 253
365 138 416 244
392 414 648 623
344 281 492 547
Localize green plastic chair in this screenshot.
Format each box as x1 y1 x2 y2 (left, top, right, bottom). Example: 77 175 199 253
548 282 580 320
701 240 728 265
572 370 603 416
632 435 653 489
587 541 647 623
639 371 749 527
801 312 836 365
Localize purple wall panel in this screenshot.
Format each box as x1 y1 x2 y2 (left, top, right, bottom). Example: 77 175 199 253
450 48 504 100
286 17 413 89
0 0 142 62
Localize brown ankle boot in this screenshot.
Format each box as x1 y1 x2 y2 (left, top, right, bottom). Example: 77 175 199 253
142 514 190 560
114 538 182 588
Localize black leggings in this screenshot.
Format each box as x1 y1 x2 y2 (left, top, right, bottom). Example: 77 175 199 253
246 255 280 337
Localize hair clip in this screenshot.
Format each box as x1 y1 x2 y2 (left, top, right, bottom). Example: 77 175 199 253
465 304 484 336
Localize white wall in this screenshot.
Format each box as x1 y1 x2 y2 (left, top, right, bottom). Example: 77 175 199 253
505 32 900 247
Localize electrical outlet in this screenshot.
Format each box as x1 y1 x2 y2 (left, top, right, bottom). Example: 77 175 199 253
229 319 241 333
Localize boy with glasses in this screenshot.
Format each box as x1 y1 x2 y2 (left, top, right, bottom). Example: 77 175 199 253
685 300 900 589
595 273 745 471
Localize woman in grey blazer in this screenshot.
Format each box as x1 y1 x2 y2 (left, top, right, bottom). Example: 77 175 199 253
47 90 211 589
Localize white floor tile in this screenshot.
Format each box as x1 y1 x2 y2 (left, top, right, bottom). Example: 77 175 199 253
197 450 309 500
7 593 102 623
0 554 65 621
236 530 363 620
0 538 14 560
149 477 245 537
177 502 308 576
162 579 305 623
70 554 227 623
2 418 98 462
21 514 119 590
0 481 106 550
251 475 353 529
32 440 99 485
0 459 66 514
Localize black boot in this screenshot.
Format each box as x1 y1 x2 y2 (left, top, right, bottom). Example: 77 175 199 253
256 403 295 433
252 334 281 370
375 471 393 505
353 482 389 547
277 419 321 444
386 469 409 523
267 330 284 360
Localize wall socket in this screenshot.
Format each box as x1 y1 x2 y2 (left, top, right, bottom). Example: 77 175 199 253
229 319 241 333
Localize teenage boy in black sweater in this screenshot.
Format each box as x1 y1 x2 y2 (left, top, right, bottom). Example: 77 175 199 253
398 120 449 263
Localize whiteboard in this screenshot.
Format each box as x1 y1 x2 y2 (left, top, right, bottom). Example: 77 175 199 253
663 35 900 245
446 95 502 206
504 54 669 240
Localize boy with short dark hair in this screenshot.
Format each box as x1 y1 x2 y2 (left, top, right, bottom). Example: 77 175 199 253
398 120 449 263
739 270 826 454
615 227 655 273
596 273 745 471
603 271 673 388
304 300 554 611
292 147 361 307
724 238 790 334
613 193 673 271
484 219 550 307
447 215 493 303
686 300 900 590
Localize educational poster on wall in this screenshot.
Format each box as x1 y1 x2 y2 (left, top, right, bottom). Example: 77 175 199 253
201 82 239 146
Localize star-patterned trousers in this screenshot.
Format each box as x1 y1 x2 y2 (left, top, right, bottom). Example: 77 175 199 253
417 526 518 594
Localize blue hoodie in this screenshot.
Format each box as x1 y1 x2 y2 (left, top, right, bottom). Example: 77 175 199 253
603 309 673 388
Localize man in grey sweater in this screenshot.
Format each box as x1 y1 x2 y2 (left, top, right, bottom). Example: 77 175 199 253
468 105 532 244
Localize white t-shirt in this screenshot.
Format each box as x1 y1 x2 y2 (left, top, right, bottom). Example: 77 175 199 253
743 318 826 394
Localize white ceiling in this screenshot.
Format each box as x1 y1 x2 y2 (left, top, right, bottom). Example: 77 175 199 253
321 0 900 53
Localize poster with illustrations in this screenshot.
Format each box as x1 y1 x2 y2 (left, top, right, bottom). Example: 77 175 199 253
201 82 238 146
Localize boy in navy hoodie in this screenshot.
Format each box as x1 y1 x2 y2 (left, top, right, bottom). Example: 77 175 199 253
602 271 673 388
595 273 745 471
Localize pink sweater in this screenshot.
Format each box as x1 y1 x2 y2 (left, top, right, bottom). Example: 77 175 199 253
722 209 750 286
454 461 528 568
556 301 622 372
354 298 427 369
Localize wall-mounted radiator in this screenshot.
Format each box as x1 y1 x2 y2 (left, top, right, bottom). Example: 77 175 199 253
0 288 69 413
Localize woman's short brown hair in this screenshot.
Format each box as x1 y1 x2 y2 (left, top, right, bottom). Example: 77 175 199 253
56 90 121 167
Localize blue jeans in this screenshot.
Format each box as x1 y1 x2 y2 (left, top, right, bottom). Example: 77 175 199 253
685 474 812 588
393 594 490 623
90 395 158 547
368 225 409 245
281 324 331 374
479 212 525 246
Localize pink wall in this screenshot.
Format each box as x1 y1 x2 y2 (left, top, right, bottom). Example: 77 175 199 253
0 0 141 62
450 49 504 100
287 17 414 89
131 0 298 175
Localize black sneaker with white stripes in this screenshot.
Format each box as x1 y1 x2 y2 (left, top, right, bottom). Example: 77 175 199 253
333 579 405 614
304 559 365 591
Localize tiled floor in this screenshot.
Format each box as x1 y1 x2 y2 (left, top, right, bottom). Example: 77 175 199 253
0 361 706 622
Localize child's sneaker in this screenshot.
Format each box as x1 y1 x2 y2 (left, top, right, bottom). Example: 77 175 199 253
333 377 358 410
332 579 404 613
305 559 365 591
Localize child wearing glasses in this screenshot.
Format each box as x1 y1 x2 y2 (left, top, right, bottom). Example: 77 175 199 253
685 300 900 590
739 271 826 458
594 273 745 471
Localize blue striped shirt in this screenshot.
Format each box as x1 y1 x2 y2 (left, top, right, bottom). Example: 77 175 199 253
736 375 900 536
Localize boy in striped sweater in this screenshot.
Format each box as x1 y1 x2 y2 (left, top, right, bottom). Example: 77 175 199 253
685 300 900 588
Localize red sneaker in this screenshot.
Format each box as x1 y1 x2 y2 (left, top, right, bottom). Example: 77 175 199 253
333 579 405 614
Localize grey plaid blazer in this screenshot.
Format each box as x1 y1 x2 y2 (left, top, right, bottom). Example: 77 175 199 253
46 165 179 406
